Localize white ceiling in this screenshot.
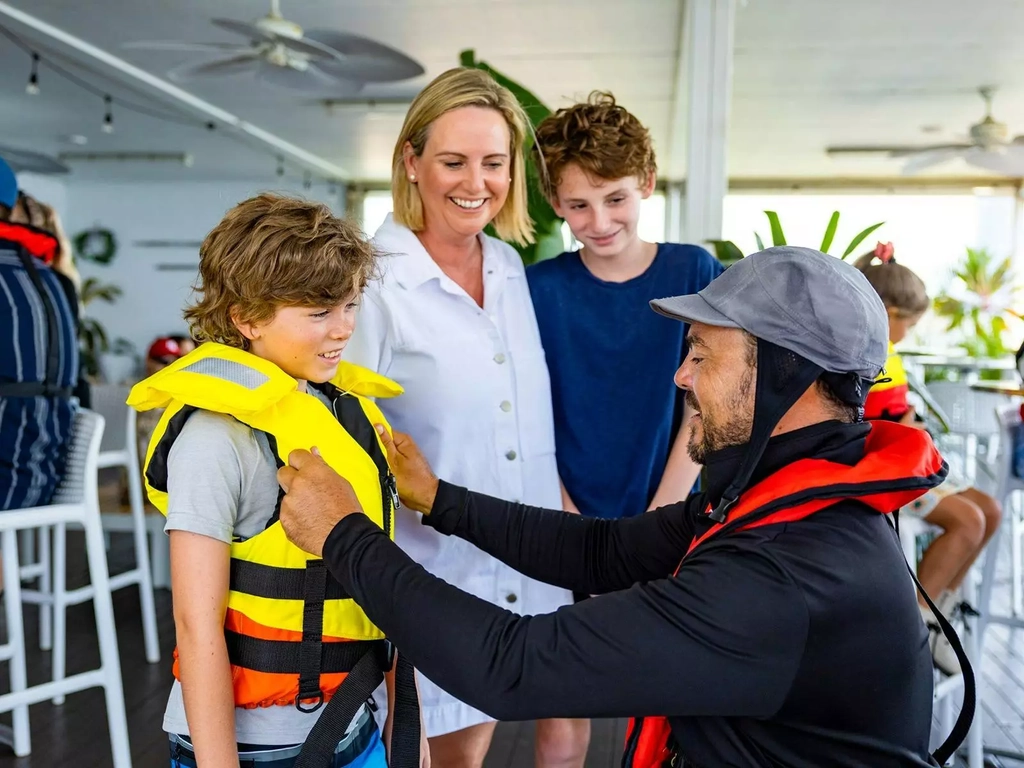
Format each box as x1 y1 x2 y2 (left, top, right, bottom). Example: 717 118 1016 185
1 0 1024 184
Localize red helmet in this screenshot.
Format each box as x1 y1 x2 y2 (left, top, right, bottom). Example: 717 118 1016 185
147 337 183 362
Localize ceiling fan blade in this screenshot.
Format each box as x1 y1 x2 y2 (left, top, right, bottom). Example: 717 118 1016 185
168 53 262 82
962 146 1024 177
211 18 341 60
304 30 425 81
122 40 250 52
889 144 975 158
900 148 965 175
211 18 278 43
256 60 364 95
826 143 972 157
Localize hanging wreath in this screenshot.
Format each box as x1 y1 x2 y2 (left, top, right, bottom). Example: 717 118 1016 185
74 227 117 265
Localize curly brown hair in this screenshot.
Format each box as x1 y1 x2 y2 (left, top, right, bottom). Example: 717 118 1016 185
534 91 657 200
184 193 378 349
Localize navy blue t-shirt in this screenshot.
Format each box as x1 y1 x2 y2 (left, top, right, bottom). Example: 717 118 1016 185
527 244 723 519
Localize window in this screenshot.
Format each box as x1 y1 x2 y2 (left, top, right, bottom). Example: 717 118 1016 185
362 191 394 237
720 190 1019 347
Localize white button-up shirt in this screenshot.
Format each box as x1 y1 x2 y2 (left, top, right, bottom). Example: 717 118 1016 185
346 215 572 736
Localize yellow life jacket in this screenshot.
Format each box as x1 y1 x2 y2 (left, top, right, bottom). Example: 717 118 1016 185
864 342 910 421
128 342 404 710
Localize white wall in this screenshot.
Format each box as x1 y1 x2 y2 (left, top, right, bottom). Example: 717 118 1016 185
63 180 345 368
15 172 68 215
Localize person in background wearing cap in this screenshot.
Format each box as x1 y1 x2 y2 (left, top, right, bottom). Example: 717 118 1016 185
274 247 956 767
0 157 80 511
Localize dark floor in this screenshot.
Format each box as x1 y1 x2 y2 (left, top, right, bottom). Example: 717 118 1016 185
0 531 627 768
0 529 1022 768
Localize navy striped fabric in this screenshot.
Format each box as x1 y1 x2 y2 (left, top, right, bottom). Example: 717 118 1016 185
0 228 78 510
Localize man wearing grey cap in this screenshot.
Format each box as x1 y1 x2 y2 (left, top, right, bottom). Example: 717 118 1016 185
276 247 962 767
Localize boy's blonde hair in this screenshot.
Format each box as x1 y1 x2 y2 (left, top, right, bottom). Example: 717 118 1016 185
390 67 534 246
185 193 377 349
534 91 657 201
853 244 930 316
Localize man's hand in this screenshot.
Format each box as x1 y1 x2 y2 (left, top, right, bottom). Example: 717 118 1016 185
375 426 439 514
278 448 365 557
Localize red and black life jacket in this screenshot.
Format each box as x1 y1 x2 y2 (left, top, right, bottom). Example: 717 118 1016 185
622 420 946 768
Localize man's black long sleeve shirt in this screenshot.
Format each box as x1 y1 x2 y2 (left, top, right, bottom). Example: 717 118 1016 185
322 422 935 767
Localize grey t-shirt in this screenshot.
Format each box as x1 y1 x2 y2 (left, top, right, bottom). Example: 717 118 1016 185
161 395 371 745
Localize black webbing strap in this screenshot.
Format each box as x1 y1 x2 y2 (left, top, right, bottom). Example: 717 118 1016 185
328 391 399 535
0 381 72 398
389 652 421 768
15 247 62 394
262 431 288 530
230 560 351 601
294 647 388 768
296 560 329 711
293 644 421 768
224 631 377 675
890 513 975 765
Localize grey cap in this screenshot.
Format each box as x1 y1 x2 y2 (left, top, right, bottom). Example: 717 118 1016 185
651 246 889 379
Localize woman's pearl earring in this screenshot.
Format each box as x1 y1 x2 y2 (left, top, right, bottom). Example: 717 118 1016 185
409 175 416 182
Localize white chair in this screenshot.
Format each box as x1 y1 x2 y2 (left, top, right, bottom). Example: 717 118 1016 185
894 513 982 767
0 409 132 766
922 380 1005 486
93 382 170 590
982 404 1024 621
20 387 161 705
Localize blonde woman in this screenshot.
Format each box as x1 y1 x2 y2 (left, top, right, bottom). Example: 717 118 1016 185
346 68 589 768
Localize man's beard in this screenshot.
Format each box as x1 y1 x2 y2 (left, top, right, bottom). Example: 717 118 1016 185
685 367 755 464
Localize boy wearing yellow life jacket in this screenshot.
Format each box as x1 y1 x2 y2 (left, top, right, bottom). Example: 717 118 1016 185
128 194 423 768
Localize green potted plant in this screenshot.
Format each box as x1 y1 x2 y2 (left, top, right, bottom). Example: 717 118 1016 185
706 210 884 266
74 225 129 380
459 49 565 266
932 247 1020 377
78 276 122 378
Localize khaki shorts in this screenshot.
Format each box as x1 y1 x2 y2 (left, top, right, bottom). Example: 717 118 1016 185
903 471 970 519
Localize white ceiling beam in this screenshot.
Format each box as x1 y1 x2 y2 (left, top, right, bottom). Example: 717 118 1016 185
0 1 350 180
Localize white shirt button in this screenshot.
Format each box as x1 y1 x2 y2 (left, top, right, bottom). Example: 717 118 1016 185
493 353 506 364
500 400 512 412
505 450 517 461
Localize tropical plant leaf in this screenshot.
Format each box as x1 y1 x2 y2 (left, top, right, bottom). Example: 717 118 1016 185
819 211 840 254
705 239 745 264
840 222 885 259
81 277 122 306
754 232 765 251
764 211 786 246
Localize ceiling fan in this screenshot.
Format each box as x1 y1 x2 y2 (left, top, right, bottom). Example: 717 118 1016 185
123 0 424 94
826 86 1024 176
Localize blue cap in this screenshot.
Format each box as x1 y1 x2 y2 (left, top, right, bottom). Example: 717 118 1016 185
0 156 17 209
